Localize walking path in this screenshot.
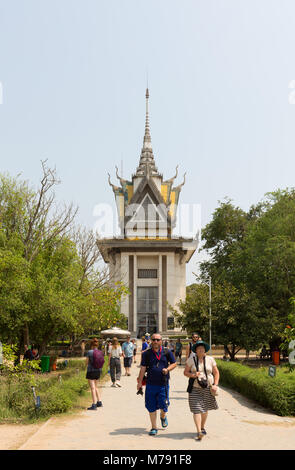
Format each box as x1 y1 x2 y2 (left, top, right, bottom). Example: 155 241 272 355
18 357 295 450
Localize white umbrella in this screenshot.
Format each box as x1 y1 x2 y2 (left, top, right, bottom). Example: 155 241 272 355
100 327 131 337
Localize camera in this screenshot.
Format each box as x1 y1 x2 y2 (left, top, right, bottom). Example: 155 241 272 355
197 378 208 388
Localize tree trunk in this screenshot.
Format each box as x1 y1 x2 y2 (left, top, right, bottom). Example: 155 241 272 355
23 322 30 348
225 344 236 361
14 334 23 366
39 341 48 357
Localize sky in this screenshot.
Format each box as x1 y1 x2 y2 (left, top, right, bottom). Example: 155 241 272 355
1 0 295 284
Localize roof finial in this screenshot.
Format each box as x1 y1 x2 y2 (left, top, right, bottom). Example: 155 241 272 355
143 88 151 149
134 87 161 178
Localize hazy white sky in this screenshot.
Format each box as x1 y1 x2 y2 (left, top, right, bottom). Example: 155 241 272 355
1 0 295 283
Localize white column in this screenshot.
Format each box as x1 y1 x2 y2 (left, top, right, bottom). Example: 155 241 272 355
134 254 137 334
120 253 129 318
158 254 162 333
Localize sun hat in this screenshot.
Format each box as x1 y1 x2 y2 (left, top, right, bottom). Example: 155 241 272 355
192 340 210 353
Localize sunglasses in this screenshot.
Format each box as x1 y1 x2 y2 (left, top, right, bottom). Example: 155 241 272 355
152 338 161 342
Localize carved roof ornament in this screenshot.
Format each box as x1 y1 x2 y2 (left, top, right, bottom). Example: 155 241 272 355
108 173 121 193
115 165 129 187
163 165 179 185
173 172 186 192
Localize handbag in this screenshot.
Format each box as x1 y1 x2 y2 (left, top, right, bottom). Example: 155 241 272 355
186 377 195 393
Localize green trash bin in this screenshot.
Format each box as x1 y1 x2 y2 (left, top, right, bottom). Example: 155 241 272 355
41 355 50 373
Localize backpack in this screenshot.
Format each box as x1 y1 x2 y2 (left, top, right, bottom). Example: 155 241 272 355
92 349 105 369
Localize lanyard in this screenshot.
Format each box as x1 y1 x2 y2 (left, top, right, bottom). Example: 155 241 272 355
153 347 162 362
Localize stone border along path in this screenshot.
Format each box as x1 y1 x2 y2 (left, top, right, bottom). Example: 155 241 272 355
17 353 295 450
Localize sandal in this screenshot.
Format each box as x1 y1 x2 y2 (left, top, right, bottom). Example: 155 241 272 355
201 428 207 435
160 416 168 428
195 432 204 441
149 428 158 436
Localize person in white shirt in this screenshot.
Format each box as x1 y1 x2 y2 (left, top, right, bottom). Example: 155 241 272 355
184 340 219 441
108 337 123 387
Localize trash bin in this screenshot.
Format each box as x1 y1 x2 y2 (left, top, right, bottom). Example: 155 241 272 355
272 351 280 365
40 355 50 373
49 356 57 372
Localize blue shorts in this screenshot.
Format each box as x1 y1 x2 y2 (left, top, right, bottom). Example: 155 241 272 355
124 357 133 368
145 384 170 413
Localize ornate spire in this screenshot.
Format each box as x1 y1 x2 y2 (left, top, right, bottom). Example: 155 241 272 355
134 88 161 178
143 88 152 150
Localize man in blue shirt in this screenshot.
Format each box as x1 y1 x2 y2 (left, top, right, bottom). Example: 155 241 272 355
137 333 177 436
141 336 149 353
122 336 134 376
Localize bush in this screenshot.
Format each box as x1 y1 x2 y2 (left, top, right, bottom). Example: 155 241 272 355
216 360 295 416
0 356 109 422
37 373 88 417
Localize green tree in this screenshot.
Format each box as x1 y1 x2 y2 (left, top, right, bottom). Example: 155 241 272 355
0 166 129 357
200 191 295 349
171 280 269 360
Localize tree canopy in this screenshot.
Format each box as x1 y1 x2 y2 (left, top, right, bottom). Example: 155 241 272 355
0 164 128 358
172 190 295 359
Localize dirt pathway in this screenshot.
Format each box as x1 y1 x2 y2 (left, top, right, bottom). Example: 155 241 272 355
15 360 295 450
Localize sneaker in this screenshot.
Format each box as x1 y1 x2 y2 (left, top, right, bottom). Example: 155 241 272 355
111 383 117 387
96 401 103 407
195 432 204 441
201 428 207 435
115 382 122 387
149 428 158 436
87 404 97 410
160 416 168 428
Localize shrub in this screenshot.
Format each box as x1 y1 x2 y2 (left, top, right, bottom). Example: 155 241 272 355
37 386 73 417
216 360 295 416
0 356 109 422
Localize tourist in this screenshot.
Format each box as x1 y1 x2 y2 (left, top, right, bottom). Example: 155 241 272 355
85 338 104 410
260 345 267 359
68 344 73 357
31 345 40 360
80 340 86 357
185 333 200 360
175 339 183 365
108 337 123 388
132 339 137 363
23 345 34 361
141 336 149 353
137 333 177 436
184 340 219 441
168 339 175 358
122 335 134 376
